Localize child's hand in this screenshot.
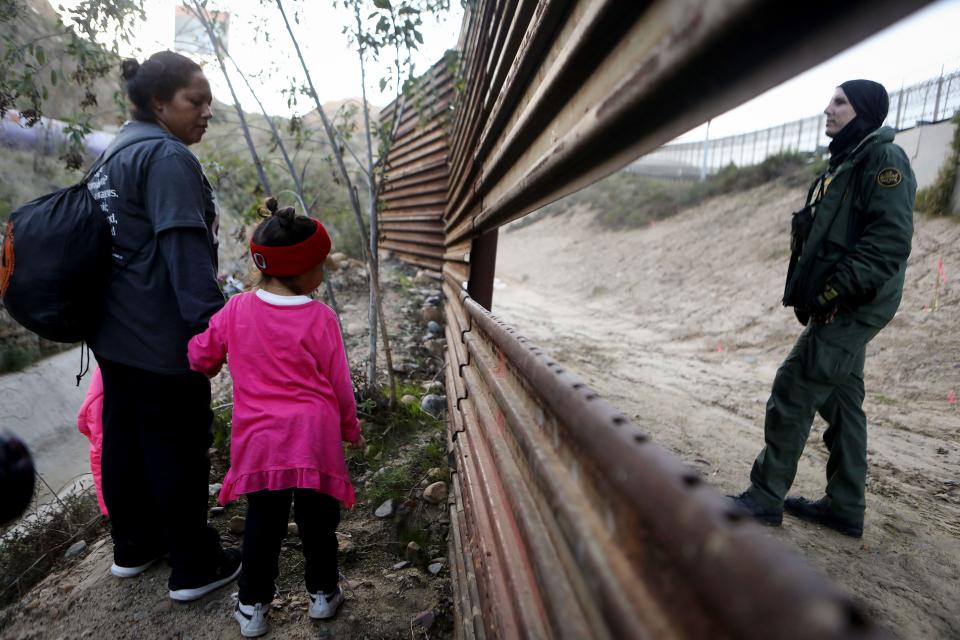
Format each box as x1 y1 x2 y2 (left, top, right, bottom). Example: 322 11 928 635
349 434 365 451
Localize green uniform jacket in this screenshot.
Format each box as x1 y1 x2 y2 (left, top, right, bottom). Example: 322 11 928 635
784 126 916 327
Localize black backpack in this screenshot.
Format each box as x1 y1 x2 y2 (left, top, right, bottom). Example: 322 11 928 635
0 137 162 343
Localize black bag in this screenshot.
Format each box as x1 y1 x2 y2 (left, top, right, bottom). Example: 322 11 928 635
0 137 162 343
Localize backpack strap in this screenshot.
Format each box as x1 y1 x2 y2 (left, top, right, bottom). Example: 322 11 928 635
82 135 168 183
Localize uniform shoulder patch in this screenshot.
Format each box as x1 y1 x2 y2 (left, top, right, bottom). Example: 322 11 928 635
877 167 902 187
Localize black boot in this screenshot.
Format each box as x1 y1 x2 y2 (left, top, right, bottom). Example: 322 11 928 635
728 491 783 526
784 496 863 538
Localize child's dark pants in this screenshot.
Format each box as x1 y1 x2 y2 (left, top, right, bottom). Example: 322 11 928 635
98 357 222 590
238 489 341 605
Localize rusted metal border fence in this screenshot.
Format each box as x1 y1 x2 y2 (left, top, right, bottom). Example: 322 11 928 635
378 59 454 276
381 0 935 637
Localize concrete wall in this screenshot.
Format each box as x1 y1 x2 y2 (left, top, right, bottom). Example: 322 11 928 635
895 120 956 190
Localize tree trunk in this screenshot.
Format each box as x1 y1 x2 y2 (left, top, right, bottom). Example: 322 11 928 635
186 1 271 195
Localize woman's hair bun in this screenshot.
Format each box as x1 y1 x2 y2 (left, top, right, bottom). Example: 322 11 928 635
121 59 140 81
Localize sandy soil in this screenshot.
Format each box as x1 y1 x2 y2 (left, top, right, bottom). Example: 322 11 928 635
494 181 960 639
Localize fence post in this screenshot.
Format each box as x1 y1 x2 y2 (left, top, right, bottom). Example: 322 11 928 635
896 88 906 129
933 69 944 121
796 119 804 151
700 120 711 181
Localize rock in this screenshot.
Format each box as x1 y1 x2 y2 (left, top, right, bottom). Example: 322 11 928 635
426 295 442 306
393 361 417 374
58 583 75 594
288 522 299 537
422 381 445 394
427 340 446 357
209 506 225 516
423 481 448 504
420 305 443 323
364 444 380 459
401 394 418 406
338 538 354 553
428 562 444 575
405 541 422 564
330 252 348 268
375 499 394 518
345 321 366 336
427 467 444 481
413 610 435 629
393 561 410 570
420 395 446 417
208 483 222 496
229 516 246 535
64 540 86 560
426 320 442 335
413 270 433 286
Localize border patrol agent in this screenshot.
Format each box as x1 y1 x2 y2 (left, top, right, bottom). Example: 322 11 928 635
731 80 916 538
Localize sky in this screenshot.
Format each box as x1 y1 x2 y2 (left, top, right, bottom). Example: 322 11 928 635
53 0 466 116
51 0 960 138
674 0 960 142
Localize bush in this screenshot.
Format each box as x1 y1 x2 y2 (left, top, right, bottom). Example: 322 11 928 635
0 346 38 373
915 110 960 217
0 488 107 611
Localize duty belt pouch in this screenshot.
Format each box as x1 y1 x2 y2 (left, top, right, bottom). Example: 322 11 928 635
783 204 814 308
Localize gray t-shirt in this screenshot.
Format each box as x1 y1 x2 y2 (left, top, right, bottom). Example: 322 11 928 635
87 121 224 374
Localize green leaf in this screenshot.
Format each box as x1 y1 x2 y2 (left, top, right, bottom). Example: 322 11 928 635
413 30 423 44
50 69 57 86
372 0 391 9
379 77 387 91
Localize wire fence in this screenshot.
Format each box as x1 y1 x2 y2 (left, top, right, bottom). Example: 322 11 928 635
633 68 960 178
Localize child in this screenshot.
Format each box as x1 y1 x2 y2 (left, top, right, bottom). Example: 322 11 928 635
76 367 109 517
188 198 362 638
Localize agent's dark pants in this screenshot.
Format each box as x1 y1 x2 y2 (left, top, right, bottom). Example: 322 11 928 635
747 314 881 521
98 357 221 589
238 489 341 605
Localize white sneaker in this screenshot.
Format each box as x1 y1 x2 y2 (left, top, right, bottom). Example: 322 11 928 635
110 557 160 578
308 587 344 619
234 600 269 638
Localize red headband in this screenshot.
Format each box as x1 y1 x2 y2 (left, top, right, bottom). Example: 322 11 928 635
249 218 332 277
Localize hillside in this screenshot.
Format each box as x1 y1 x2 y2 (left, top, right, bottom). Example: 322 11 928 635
495 180 960 638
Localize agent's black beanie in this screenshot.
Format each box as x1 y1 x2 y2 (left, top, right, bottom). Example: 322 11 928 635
839 79 889 129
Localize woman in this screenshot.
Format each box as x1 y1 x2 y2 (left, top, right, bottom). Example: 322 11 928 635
88 51 240 601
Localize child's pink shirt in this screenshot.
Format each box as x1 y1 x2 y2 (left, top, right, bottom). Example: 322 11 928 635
188 290 360 508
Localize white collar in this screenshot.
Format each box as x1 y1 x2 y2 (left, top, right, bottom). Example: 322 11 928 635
255 289 312 306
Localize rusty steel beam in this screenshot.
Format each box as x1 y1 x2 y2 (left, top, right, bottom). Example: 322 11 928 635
459 295 891 639
461 324 682 638
447 0 934 244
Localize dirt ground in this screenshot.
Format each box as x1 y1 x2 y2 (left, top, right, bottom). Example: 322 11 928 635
0 259 453 640
494 181 960 639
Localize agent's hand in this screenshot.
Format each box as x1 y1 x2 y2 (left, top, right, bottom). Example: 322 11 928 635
809 282 842 317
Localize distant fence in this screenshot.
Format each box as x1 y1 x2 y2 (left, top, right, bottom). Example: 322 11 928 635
634 68 960 177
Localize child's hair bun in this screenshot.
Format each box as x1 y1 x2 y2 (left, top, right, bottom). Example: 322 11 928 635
257 197 297 228
121 59 140 81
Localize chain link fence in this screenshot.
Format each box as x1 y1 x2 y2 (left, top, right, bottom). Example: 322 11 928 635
633 68 960 178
